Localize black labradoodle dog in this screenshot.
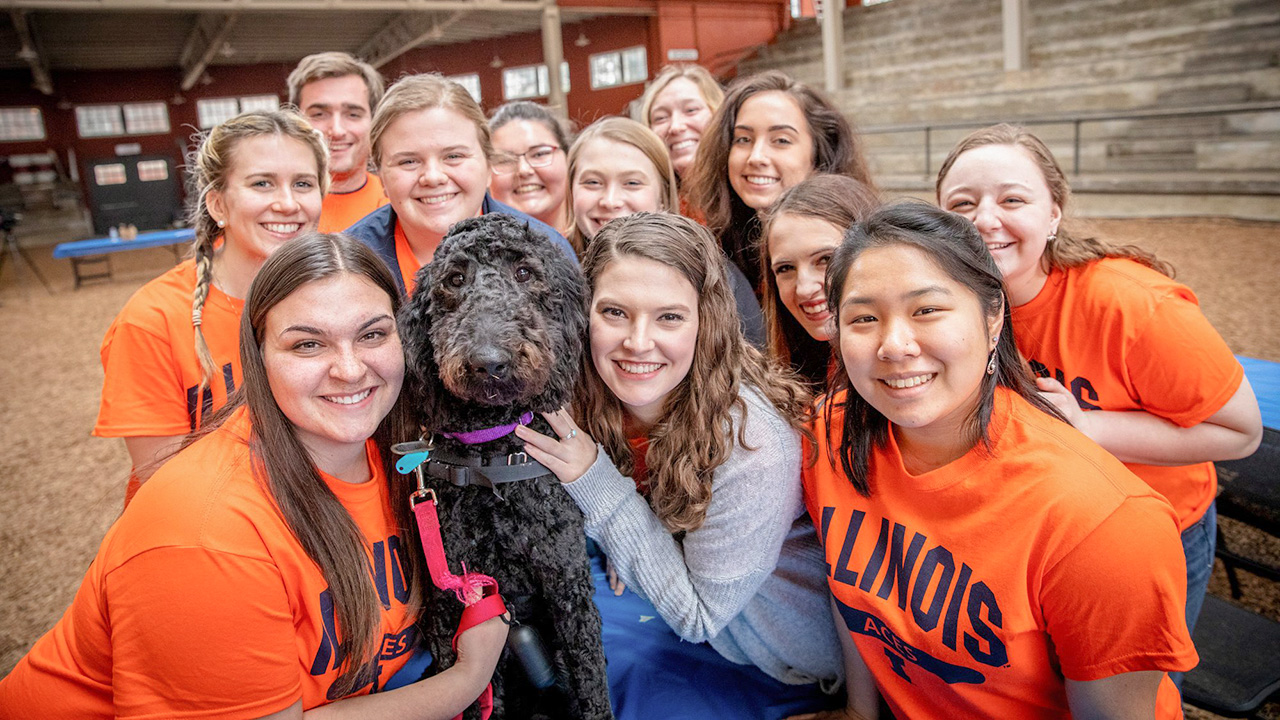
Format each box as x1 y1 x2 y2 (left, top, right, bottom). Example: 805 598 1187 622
398 214 612 720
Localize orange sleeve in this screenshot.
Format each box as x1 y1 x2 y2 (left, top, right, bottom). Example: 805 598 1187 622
104 546 302 719
1039 496 1198 681
1125 290 1243 428
96 318 192 437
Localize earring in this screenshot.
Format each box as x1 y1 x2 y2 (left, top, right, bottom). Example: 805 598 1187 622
986 350 997 376
1047 232 1057 242
216 220 225 228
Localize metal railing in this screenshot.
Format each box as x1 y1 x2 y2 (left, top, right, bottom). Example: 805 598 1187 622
860 100 1280 177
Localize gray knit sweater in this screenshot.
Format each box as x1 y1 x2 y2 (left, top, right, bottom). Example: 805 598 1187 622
563 387 843 688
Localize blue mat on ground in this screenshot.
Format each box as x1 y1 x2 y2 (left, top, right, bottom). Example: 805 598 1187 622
591 554 838 720
1239 356 1279 430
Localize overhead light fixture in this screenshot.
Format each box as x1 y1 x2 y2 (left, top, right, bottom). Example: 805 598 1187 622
574 32 590 48
490 55 504 69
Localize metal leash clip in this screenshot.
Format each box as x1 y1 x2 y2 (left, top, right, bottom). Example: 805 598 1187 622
391 437 436 507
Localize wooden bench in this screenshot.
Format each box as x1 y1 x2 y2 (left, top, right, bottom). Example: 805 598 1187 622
53 228 193 289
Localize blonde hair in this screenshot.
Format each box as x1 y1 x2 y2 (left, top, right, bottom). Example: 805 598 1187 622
186 109 328 395
370 73 494 168
566 117 678 253
576 212 811 533
286 51 385 112
637 63 725 126
936 124 1174 277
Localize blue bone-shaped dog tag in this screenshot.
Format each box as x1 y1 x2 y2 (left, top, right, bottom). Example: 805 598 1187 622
391 440 433 475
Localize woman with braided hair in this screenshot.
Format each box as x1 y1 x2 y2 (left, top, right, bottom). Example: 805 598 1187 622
94 109 326 505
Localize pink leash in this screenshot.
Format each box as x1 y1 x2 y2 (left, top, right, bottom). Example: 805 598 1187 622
398 440 507 720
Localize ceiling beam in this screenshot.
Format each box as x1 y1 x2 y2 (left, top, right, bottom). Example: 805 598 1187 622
0 0 653 14
358 9 470 69
9 10 53 95
178 12 238 91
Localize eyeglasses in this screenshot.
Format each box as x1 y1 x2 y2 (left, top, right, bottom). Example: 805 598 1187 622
492 145 560 174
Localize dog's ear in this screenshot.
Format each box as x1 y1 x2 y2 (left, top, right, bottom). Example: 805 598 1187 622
531 233 588 412
397 279 441 425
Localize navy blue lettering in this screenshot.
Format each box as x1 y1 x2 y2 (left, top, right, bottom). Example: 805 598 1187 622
310 589 345 675
834 597 985 685
875 523 926 610
859 518 891 593
1070 376 1102 411
369 540 390 609
884 648 911 681
910 546 954 632
965 581 1008 667
941 563 973 651
185 362 235 430
833 509 866 587
820 506 836 574
388 535 410 604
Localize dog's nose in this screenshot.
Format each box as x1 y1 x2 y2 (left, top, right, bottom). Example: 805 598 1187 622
469 347 511 380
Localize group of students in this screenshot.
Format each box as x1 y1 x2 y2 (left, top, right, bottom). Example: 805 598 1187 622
0 50 1265 720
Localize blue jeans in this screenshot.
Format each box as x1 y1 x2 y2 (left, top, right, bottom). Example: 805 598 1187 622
1169 500 1216 691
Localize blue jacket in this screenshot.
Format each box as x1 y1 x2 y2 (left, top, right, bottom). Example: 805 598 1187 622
344 193 578 297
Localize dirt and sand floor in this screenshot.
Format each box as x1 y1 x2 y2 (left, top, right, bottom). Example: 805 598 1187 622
0 216 1277 716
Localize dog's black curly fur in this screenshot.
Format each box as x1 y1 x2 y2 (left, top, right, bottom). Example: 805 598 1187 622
398 214 612 720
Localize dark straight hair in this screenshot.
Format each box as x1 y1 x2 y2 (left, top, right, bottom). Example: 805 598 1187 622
198 232 424 695
823 201 1064 495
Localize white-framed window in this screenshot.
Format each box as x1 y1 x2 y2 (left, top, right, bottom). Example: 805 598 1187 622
76 105 125 138
239 94 280 113
589 46 648 90
196 95 280 129
123 102 170 135
449 73 482 104
502 62 571 101
93 163 128 186
137 159 170 182
0 107 45 142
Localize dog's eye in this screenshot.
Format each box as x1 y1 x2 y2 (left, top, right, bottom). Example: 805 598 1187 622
514 266 532 283
446 272 466 288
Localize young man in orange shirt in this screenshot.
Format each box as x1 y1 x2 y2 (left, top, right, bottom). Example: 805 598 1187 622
288 52 389 232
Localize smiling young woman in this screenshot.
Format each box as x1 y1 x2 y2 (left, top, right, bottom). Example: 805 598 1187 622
803 201 1197 719
638 64 725 182
344 74 576 296
514 212 843 716
685 70 875 292
94 109 327 504
487 100 573 235
2 233 508 719
759 174 880 386
937 125 1262 667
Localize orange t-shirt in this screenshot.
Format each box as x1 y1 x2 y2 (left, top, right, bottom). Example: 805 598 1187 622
802 388 1196 719
318 172 388 233
94 259 245 503
393 220 424 295
0 406 424 718
1011 258 1244 530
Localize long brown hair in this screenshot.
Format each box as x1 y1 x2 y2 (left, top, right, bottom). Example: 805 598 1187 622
936 123 1174 277
186 109 328 397
576 212 811 532
759 174 880 385
685 70 876 290
824 202 1064 495
193 232 423 696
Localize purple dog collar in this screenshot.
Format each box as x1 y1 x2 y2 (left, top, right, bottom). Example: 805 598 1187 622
440 411 535 445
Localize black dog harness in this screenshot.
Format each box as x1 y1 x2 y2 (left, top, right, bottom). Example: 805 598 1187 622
392 414 550 498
